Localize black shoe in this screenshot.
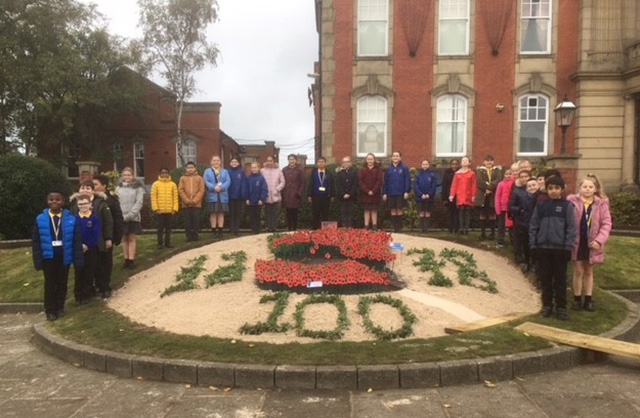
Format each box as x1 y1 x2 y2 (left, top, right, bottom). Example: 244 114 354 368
571 300 582 311
540 306 553 318
583 301 595 312
164 243 174 248
157 244 164 250
557 308 569 321
75 298 84 307
101 290 112 299
522 264 531 274
56 310 65 318
129 261 136 270
46 312 58 321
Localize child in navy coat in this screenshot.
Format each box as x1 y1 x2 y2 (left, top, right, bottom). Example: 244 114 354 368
413 159 437 232
244 162 268 234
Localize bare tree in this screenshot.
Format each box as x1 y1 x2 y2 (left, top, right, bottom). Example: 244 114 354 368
137 0 220 166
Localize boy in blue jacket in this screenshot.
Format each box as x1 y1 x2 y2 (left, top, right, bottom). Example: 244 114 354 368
382 151 411 232
413 159 438 233
245 162 268 234
529 175 576 320
74 194 101 306
32 191 84 321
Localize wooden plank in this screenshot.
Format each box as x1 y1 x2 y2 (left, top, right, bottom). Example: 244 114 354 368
514 322 640 360
444 312 530 334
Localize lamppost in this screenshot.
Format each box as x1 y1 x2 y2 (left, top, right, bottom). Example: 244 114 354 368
554 96 577 154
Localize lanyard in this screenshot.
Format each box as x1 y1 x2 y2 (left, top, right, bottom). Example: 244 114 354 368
317 170 325 186
49 212 61 240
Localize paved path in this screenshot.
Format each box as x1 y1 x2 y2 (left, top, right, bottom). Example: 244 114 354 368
1 313 640 418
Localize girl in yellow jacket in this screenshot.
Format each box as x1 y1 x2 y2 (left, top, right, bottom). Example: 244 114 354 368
151 167 179 249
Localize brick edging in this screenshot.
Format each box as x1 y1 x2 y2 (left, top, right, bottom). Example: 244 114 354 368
30 292 640 390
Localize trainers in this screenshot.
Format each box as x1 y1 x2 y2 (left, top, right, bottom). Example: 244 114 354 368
583 301 595 312
571 301 582 311
556 308 569 321
540 306 553 318
46 312 58 321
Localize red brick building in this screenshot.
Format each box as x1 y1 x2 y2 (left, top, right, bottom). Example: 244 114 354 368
312 0 583 186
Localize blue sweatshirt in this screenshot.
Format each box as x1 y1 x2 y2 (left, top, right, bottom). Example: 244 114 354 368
382 162 411 196
244 173 268 206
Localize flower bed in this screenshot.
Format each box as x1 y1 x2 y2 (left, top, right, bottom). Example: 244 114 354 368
256 228 398 293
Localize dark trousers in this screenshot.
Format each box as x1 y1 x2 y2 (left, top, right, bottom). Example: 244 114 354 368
156 213 173 245
311 195 330 229
339 201 354 228
285 208 299 231
95 247 113 292
459 205 471 233
247 205 262 234
42 254 69 314
536 249 568 309
265 203 279 231
446 203 460 232
74 247 97 301
496 213 506 243
515 225 530 265
228 200 242 235
183 207 201 240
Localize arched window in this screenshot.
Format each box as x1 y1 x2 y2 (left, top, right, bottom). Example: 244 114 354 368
357 0 389 56
518 94 549 155
436 94 467 156
176 140 196 167
357 96 387 157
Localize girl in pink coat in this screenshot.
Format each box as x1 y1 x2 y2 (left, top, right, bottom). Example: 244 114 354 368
494 169 514 246
449 157 476 235
567 174 612 312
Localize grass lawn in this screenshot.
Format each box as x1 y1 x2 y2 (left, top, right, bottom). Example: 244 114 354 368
1 231 636 365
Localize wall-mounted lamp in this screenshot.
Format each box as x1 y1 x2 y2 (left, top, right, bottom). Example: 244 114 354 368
554 96 577 154
495 103 505 113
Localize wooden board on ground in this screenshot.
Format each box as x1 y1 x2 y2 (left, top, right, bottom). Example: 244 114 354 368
515 322 640 360
444 312 530 334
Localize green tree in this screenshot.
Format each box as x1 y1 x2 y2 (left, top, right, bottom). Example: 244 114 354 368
137 0 220 166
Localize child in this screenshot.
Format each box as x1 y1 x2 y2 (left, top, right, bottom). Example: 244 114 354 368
441 159 460 233
178 162 205 241
336 156 358 228
510 178 539 273
413 159 437 233
307 157 335 230
227 158 245 236
475 155 502 240
358 153 383 231
32 191 83 321
494 169 514 246
204 155 231 239
261 156 286 233
567 174 612 311
508 170 532 263
115 167 145 269
151 167 179 249
73 194 101 305
245 162 268 234
449 156 476 235
529 176 576 320
382 151 412 232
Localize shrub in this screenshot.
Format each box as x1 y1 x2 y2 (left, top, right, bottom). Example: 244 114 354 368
0 154 72 240
609 192 640 228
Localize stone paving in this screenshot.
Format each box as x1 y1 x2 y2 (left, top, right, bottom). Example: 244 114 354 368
1 312 640 417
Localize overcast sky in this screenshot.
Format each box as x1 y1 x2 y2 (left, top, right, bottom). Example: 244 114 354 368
81 0 318 162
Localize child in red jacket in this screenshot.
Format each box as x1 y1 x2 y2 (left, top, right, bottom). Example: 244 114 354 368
494 169 514 246
449 157 476 235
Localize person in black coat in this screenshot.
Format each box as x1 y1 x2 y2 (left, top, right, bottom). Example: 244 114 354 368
307 157 335 230
441 159 460 233
335 156 358 228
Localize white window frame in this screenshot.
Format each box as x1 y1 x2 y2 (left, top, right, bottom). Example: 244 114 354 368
357 0 389 57
113 143 124 172
133 142 145 179
520 0 552 54
435 94 467 157
356 95 387 157
517 94 549 156
438 0 470 56
176 140 196 168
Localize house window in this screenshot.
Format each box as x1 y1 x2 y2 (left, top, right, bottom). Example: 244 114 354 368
436 95 467 156
357 95 387 157
438 0 470 55
134 142 145 178
357 0 389 57
518 95 548 155
61 142 81 178
520 0 551 54
176 140 196 168
113 143 124 172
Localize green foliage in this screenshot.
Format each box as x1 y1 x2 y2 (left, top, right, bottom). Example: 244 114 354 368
99 170 122 193
160 254 207 297
239 292 292 335
293 294 350 340
440 248 498 293
608 192 640 228
357 295 417 340
204 251 247 286
0 154 72 240
407 247 453 287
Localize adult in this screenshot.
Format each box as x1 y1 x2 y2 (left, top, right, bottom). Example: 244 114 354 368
335 156 358 228
226 158 245 236
260 156 285 233
115 167 145 269
281 154 305 231
382 151 411 232
475 155 503 240
307 157 334 230
93 175 123 298
441 159 460 233
358 153 383 231
203 155 231 239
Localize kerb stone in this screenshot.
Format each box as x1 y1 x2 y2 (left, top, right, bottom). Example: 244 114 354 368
163 359 198 384
439 360 479 386
357 365 399 390
275 365 316 389
316 366 357 390
235 364 275 389
399 363 440 388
